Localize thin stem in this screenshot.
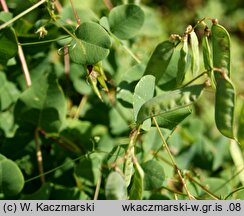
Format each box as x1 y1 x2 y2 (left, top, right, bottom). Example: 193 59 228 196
123 127 141 186
0 0 9 12
153 127 177 158
185 173 220 200
69 0 80 26
18 45 32 87
34 129 45 184
25 154 85 183
64 45 70 77
0 0 47 30
122 44 141 64
182 70 209 88
93 174 102 200
111 34 141 64
224 186 244 200
152 117 194 200
74 95 88 119
54 0 63 13
19 36 71 46
1 0 32 87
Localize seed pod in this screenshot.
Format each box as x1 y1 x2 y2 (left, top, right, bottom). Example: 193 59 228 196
190 30 200 76
215 75 235 139
202 27 215 89
202 27 212 71
211 23 231 80
177 34 189 85
136 84 205 124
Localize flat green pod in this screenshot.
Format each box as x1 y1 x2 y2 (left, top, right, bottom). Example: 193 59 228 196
177 35 189 85
211 23 231 79
137 84 205 124
190 31 200 76
215 76 235 139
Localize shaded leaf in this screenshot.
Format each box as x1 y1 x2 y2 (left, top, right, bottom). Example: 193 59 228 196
0 154 24 196
74 154 102 187
14 73 66 133
0 71 20 111
0 27 18 65
141 160 165 190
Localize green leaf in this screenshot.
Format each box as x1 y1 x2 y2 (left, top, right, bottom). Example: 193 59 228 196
14 73 66 133
0 72 20 111
108 4 145 40
0 154 24 196
144 41 175 83
0 27 18 65
69 22 112 65
154 106 192 130
105 171 127 200
133 75 155 130
129 162 144 200
74 154 102 187
141 160 165 190
22 182 53 200
0 12 13 23
137 84 205 124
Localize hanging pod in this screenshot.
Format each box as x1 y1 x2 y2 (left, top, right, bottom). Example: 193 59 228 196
202 27 215 89
215 75 236 139
189 30 200 76
211 22 231 80
176 34 189 86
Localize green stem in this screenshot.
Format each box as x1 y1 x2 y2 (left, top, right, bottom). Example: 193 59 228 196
0 0 47 30
185 173 220 200
123 126 141 186
182 70 209 88
34 128 45 184
111 33 141 64
19 36 71 46
152 117 195 200
224 186 244 200
25 154 86 183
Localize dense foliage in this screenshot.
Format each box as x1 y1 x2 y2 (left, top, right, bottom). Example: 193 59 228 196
0 0 244 200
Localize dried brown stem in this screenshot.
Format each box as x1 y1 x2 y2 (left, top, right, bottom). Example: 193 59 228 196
0 0 9 12
103 0 113 11
69 0 80 26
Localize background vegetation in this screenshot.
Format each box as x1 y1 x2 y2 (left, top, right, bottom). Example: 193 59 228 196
0 0 244 200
